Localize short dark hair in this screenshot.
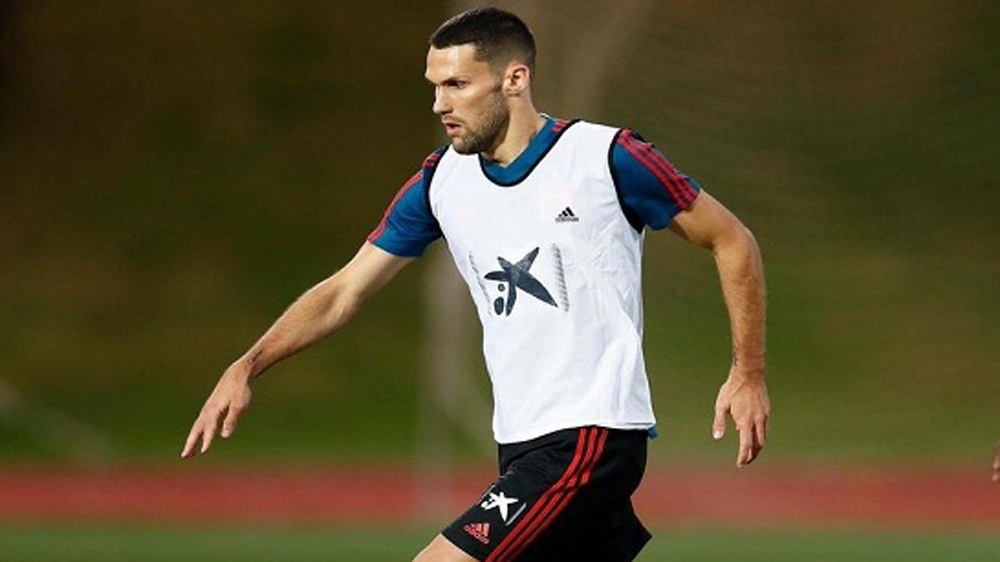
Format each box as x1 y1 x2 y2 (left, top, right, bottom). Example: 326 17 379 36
430 7 536 73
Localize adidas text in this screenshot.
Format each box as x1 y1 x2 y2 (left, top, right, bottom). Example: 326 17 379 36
463 522 490 545
555 207 579 223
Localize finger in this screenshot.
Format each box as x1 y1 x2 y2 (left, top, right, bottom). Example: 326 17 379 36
993 442 1000 482
194 406 223 454
222 404 243 439
747 422 764 465
181 426 202 458
754 416 768 449
737 424 752 467
201 420 218 454
712 405 727 440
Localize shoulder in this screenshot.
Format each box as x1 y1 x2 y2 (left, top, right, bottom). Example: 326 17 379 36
607 127 701 231
542 120 621 165
366 147 450 257
561 119 620 144
422 145 450 175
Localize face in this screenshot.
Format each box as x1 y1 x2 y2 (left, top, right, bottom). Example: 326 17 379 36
426 44 510 155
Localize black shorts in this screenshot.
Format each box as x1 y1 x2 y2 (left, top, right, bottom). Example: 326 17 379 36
442 426 651 562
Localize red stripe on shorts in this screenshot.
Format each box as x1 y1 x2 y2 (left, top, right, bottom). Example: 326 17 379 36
486 427 609 562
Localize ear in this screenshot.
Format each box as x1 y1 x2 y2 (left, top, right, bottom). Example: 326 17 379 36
503 62 531 96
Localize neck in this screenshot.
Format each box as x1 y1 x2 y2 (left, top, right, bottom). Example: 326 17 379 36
482 108 546 167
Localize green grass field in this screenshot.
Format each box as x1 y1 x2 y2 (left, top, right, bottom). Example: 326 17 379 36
1 525 998 562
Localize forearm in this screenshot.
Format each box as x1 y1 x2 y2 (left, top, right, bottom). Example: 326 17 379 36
181 243 409 459
712 224 766 378
670 192 769 464
225 243 410 383
233 275 362 381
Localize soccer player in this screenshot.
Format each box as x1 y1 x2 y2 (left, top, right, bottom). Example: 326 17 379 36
182 7 769 562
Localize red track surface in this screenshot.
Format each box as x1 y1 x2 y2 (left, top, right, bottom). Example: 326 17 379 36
1 463 998 529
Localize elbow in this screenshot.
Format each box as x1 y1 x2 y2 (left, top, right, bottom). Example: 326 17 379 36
739 223 760 254
711 224 764 285
313 275 365 330
712 220 760 258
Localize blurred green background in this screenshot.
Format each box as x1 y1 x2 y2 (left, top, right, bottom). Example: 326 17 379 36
1 0 998 470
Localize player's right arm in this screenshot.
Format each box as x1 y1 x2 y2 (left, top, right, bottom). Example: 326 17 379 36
182 148 444 459
180 242 412 458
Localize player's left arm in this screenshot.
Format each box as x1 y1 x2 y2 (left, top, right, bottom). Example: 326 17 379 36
670 191 770 467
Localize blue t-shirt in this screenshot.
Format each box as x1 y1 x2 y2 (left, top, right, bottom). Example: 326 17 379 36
368 118 701 257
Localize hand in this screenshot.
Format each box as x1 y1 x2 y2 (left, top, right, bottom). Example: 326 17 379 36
181 365 253 459
993 438 1000 482
713 368 770 467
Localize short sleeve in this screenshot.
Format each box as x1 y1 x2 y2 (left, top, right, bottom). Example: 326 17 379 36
610 129 701 231
367 149 446 257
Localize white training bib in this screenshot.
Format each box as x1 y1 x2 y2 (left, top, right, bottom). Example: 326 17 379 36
429 121 656 443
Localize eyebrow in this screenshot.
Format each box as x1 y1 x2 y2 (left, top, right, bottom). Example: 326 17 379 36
425 74 468 86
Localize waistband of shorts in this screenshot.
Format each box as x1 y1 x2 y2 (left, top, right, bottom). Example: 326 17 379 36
498 425 651 458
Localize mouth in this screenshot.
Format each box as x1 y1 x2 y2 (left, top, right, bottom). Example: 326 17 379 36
442 121 462 136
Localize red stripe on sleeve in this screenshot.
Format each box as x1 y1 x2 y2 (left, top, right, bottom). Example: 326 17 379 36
366 150 442 244
367 170 423 243
618 130 699 210
551 119 571 134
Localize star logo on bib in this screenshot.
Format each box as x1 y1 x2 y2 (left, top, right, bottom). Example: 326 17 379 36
485 247 558 316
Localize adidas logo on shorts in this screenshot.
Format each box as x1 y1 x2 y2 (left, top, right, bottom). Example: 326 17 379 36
463 522 490 544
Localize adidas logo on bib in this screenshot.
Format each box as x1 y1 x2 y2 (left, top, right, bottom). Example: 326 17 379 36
555 207 579 223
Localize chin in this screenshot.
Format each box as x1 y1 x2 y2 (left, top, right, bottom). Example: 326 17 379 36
451 140 475 154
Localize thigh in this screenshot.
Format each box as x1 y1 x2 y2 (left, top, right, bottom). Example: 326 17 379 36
516 428 651 562
441 427 650 562
413 534 479 562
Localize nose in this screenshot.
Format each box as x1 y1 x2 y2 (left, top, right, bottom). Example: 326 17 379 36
432 87 451 115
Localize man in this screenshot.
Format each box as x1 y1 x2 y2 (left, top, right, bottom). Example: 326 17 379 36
182 7 769 562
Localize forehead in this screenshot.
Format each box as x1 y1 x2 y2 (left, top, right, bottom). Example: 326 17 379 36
425 44 493 82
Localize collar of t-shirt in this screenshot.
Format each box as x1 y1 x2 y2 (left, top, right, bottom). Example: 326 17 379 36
478 116 560 187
